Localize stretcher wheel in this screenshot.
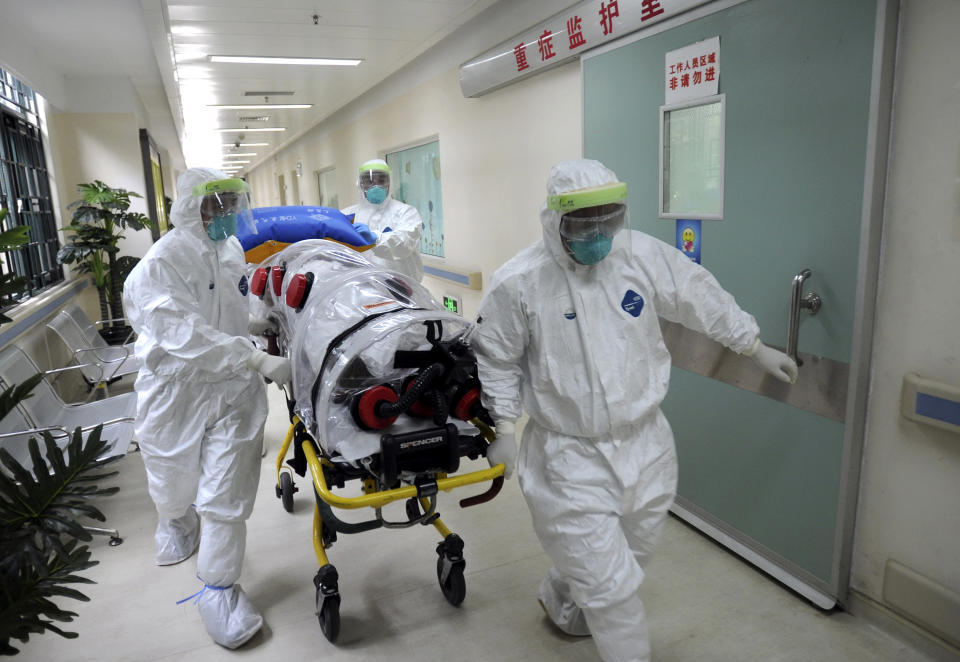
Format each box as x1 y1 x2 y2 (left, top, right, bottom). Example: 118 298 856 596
280 471 295 513
316 592 341 642
437 557 466 606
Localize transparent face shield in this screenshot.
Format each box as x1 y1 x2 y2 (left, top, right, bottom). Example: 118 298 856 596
558 203 627 241
547 181 628 266
194 178 256 241
358 163 391 204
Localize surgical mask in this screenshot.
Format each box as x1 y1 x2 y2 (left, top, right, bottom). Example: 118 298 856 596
206 213 238 241
364 186 388 205
567 236 613 265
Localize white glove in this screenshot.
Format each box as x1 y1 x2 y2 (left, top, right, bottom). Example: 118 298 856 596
486 420 518 479
745 339 798 384
247 350 292 386
248 316 276 337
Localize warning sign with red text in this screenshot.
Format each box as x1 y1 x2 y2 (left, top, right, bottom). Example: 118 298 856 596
665 36 720 104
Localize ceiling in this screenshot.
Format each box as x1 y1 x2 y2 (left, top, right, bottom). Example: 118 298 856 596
150 0 501 174
0 0 501 175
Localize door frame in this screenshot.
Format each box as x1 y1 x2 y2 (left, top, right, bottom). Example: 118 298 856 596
581 0 898 608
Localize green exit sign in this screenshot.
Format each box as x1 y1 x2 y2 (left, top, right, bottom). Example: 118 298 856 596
442 295 461 315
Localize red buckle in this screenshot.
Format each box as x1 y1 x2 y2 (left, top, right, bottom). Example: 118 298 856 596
271 265 285 296
250 267 268 297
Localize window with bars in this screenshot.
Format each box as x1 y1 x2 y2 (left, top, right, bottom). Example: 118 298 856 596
0 67 63 308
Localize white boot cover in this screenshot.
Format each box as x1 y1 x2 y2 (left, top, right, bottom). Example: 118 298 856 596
197 583 262 649
155 505 200 566
539 568 591 636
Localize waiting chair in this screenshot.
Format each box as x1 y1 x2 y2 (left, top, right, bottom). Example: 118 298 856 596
46 304 139 393
0 345 136 471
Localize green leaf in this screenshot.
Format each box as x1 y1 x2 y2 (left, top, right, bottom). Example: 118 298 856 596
0 373 41 424
0 225 29 249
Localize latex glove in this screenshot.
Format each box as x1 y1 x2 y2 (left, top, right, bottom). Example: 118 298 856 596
248 315 276 337
486 420 518 479
247 350 292 386
745 339 798 384
353 223 378 244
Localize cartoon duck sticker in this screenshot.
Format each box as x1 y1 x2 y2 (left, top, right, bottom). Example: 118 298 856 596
681 226 696 254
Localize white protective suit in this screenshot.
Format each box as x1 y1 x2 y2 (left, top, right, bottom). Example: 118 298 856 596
122 167 268 649
342 159 424 283
472 160 764 662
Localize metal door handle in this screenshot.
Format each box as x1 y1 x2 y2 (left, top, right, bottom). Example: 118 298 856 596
788 269 821 367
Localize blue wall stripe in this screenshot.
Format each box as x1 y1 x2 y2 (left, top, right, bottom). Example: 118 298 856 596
423 265 471 286
916 392 960 427
0 279 89 347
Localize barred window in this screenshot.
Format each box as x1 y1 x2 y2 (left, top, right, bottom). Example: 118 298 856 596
0 67 63 308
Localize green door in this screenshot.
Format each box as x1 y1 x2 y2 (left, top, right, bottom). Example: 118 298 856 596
583 0 894 606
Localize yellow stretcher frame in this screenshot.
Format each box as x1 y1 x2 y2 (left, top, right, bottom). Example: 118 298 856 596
275 416 504 568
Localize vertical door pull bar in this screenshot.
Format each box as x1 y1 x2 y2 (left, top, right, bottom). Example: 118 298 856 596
788 269 821 367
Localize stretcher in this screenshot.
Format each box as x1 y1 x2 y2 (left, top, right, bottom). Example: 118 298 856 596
246 237 504 642
273 403 503 642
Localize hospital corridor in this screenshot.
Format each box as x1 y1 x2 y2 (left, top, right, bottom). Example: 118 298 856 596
0 1 958 661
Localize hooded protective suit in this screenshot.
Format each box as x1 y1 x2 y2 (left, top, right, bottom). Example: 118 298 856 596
122 167 268 649
472 159 769 662
341 158 424 283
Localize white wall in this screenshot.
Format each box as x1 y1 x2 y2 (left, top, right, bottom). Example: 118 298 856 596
851 0 960 613
247 62 582 318
46 111 155 260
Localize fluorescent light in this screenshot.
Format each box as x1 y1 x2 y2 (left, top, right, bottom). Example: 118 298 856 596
222 153 258 157
216 127 286 132
209 55 361 66
222 160 250 164
222 143 268 147
208 104 312 109
171 25 205 36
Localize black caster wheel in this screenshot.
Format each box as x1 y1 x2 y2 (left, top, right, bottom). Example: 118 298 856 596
279 471 296 513
108 536 123 547
436 555 466 605
314 564 340 643
316 591 341 642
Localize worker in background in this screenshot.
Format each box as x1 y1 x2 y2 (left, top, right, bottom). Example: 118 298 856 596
342 158 424 282
471 159 798 662
123 168 291 649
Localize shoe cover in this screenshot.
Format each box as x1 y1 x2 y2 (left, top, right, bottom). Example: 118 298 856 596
197 583 263 649
155 506 200 566
539 570 591 636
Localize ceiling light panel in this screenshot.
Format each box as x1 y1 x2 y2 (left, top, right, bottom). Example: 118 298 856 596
209 55 362 66
209 104 312 109
222 143 269 147
216 127 285 132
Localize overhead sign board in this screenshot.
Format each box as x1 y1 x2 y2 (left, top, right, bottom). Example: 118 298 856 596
460 0 711 97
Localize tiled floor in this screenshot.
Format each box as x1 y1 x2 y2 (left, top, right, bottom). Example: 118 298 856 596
19 386 944 661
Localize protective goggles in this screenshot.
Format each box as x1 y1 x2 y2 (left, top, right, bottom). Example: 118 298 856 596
559 203 627 241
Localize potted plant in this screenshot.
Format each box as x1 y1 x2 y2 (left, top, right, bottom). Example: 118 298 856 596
0 208 30 324
57 182 152 345
0 424 120 654
0 207 119 654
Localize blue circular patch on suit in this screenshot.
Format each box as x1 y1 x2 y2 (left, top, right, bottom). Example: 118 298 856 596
238 274 249 296
621 290 644 317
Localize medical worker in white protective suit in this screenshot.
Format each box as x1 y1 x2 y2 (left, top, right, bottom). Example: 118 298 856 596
472 159 797 662
341 158 424 282
123 168 292 649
